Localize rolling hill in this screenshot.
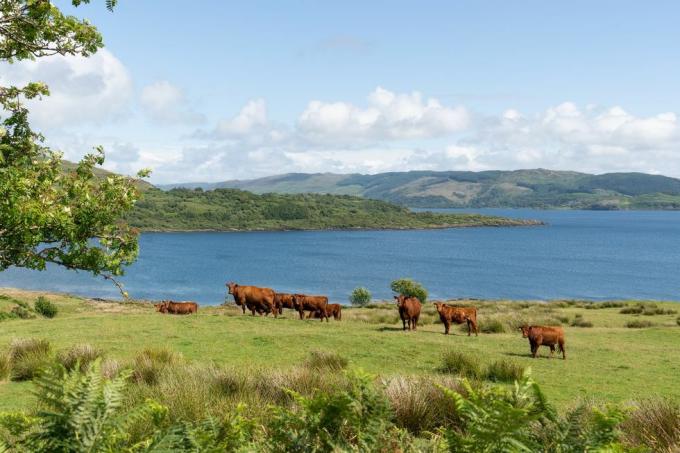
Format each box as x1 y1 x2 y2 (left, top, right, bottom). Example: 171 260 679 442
159 169 680 209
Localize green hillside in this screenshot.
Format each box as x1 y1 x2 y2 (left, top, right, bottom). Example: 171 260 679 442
161 169 680 209
128 188 539 231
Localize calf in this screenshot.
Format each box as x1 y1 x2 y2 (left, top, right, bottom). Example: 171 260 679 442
395 295 421 331
433 302 478 336
155 300 198 315
274 292 295 315
307 303 342 320
520 325 566 360
292 294 329 322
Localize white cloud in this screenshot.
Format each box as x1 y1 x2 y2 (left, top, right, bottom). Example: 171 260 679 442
297 87 470 142
140 80 205 124
215 99 269 136
0 49 133 129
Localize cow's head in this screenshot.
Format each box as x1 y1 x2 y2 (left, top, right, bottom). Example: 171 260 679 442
394 294 407 307
292 294 305 309
154 301 169 313
433 302 445 313
519 325 530 338
226 282 238 295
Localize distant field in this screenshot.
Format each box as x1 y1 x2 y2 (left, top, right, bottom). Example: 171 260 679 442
1 288 679 412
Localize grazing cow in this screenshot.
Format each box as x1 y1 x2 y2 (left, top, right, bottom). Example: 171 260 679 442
274 293 295 315
155 300 198 315
292 294 329 322
520 325 566 360
226 282 277 317
307 303 342 320
395 295 421 331
433 302 478 336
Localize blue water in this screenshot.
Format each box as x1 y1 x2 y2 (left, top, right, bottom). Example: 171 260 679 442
1 209 679 304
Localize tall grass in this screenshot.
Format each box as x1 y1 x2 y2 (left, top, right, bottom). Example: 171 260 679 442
439 351 483 379
486 359 525 382
303 350 349 372
621 399 680 452
57 344 104 372
8 338 52 381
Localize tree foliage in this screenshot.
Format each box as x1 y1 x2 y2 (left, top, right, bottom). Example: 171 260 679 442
349 287 372 307
390 278 428 303
0 0 148 289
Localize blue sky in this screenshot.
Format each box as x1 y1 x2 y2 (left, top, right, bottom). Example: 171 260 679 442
3 1 680 182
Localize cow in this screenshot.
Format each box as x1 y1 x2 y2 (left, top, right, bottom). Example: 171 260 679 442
520 325 566 360
292 294 329 322
226 282 277 317
394 295 421 331
433 302 478 336
306 303 342 320
274 292 295 315
155 300 198 315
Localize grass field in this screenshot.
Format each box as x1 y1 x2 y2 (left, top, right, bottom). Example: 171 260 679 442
1 287 679 413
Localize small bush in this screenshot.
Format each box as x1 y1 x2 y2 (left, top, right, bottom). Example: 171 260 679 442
8 338 52 381
57 344 104 373
626 320 654 328
349 287 371 307
303 350 348 372
10 306 34 319
440 351 483 379
480 318 505 334
34 296 58 318
390 278 428 303
570 314 593 328
486 359 525 383
621 399 680 452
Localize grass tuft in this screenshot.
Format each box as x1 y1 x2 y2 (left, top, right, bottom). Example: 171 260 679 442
486 359 525 382
621 398 680 452
480 318 505 334
57 344 104 373
303 350 349 372
0 353 10 381
439 350 483 379
34 296 58 318
8 338 52 381
626 320 655 328
132 347 182 385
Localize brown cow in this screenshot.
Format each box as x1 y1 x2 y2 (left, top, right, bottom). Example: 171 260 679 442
155 300 198 315
274 293 295 315
433 302 478 336
307 303 342 320
520 325 566 360
395 295 421 331
226 282 277 317
292 294 329 322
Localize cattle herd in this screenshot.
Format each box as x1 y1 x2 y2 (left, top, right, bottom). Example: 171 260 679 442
153 281 566 360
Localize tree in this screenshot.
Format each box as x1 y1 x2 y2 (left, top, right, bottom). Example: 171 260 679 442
390 278 428 303
349 287 371 307
0 0 147 297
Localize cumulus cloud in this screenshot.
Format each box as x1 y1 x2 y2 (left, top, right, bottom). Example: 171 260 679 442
0 49 133 129
297 87 470 142
140 80 205 125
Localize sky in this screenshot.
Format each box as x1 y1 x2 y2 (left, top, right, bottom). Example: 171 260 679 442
2 0 680 184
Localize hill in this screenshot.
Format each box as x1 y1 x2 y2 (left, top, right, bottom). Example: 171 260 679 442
159 169 680 209
128 188 539 231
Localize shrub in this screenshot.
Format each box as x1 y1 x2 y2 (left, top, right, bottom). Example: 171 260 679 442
620 305 644 314
621 398 680 452
677 316 680 327
486 359 525 382
57 344 104 373
34 296 58 318
390 278 428 303
626 320 654 328
10 306 34 319
8 338 53 381
439 351 483 379
570 314 593 328
303 350 348 372
480 318 505 334
349 287 371 307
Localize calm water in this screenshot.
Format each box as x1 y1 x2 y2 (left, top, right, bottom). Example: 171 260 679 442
1 209 679 304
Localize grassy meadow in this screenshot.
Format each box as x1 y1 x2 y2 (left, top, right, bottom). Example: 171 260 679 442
1 287 679 414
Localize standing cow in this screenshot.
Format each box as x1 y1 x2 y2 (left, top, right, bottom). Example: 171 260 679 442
226 282 277 317
433 302 478 336
306 303 342 320
520 325 566 360
292 294 329 322
274 292 295 315
395 295 421 331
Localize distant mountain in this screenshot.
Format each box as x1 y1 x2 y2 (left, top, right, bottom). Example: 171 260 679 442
158 169 680 210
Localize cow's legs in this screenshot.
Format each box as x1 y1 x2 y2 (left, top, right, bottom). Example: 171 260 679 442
298 309 304 320
402 317 407 331
413 316 418 331
444 320 450 335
